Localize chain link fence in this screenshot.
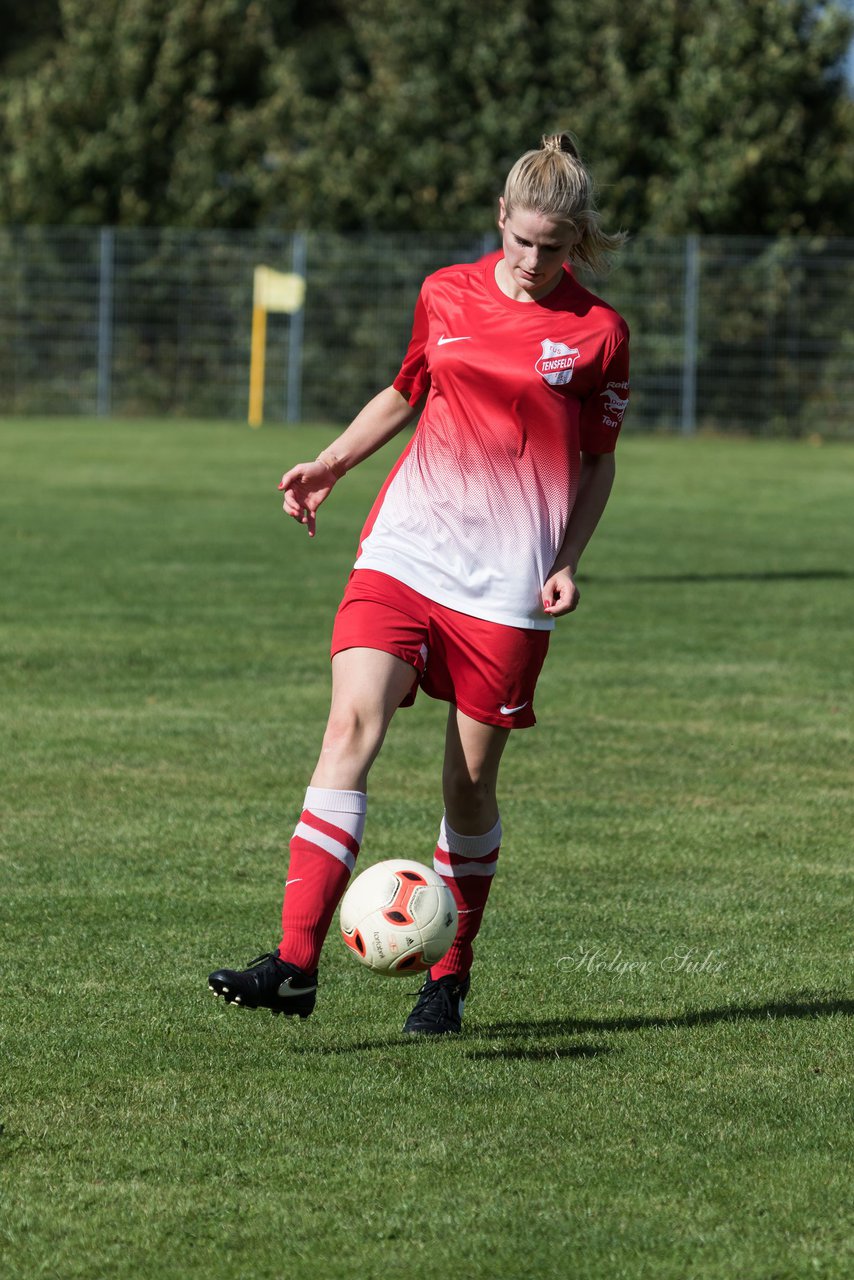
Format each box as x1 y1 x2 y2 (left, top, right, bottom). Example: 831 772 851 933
1 227 852 436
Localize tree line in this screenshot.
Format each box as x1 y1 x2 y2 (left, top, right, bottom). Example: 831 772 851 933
1 0 852 236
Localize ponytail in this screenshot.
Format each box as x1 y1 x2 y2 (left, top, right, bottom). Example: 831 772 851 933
503 133 626 275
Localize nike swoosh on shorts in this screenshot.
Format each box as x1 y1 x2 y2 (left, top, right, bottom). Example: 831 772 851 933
500 702 529 715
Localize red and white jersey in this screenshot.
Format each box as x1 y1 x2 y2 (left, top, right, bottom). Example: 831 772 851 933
355 250 630 630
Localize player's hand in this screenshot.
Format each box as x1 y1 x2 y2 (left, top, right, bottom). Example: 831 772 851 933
278 460 339 537
542 567 580 617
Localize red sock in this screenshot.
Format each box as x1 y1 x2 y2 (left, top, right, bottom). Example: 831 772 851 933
277 787 367 972
429 816 501 981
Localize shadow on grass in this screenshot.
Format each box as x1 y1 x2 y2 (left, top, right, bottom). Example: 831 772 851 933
582 569 851 585
280 994 850 1058
478 994 854 1040
459 1043 613 1062
286 1037 613 1060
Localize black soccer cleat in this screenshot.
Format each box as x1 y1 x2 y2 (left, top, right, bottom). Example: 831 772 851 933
403 971 471 1036
208 952 318 1019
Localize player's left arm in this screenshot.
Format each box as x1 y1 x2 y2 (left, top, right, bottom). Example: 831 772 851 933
542 326 629 617
542 451 616 617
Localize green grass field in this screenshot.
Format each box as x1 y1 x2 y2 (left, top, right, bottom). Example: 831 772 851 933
1 418 852 1280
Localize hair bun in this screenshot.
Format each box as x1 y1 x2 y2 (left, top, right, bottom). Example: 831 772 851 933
541 132 581 160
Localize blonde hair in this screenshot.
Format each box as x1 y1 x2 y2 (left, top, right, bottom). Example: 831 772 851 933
503 133 626 275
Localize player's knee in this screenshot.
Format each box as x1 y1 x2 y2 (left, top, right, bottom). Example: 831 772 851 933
320 704 385 762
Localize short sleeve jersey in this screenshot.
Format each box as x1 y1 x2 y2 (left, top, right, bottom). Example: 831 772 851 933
354 250 630 630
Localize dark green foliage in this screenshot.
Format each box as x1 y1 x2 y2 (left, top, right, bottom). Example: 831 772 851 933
0 0 852 233
0 0 61 75
0 0 300 226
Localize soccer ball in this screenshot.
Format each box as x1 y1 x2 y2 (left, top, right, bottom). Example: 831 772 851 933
340 859 458 976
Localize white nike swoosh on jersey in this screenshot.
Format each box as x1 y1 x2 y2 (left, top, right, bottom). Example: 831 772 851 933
285 878 303 887
437 334 471 345
500 702 529 715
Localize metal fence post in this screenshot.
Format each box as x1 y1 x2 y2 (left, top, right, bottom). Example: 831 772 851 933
680 233 700 435
286 232 307 423
96 227 115 418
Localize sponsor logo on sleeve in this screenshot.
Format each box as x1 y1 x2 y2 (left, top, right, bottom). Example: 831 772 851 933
536 339 580 386
601 382 629 428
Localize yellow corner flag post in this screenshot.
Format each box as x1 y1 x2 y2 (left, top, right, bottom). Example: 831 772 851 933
248 303 267 427
248 266 307 427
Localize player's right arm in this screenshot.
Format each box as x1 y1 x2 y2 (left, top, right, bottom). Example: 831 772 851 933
279 385 421 537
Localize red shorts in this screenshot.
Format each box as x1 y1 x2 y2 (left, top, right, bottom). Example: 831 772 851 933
330 569 550 729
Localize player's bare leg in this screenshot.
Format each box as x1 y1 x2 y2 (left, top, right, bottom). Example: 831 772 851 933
209 647 416 1018
311 647 418 791
441 708 510 834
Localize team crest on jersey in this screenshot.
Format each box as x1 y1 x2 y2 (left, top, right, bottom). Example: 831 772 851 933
536 339 580 386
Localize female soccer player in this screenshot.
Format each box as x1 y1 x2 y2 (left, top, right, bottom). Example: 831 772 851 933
209 133 630 1034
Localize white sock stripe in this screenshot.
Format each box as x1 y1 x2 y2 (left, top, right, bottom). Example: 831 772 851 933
304 786 368 815
438 815 502 859
437 844 496 865
294 821 356 871
434 853 497 878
